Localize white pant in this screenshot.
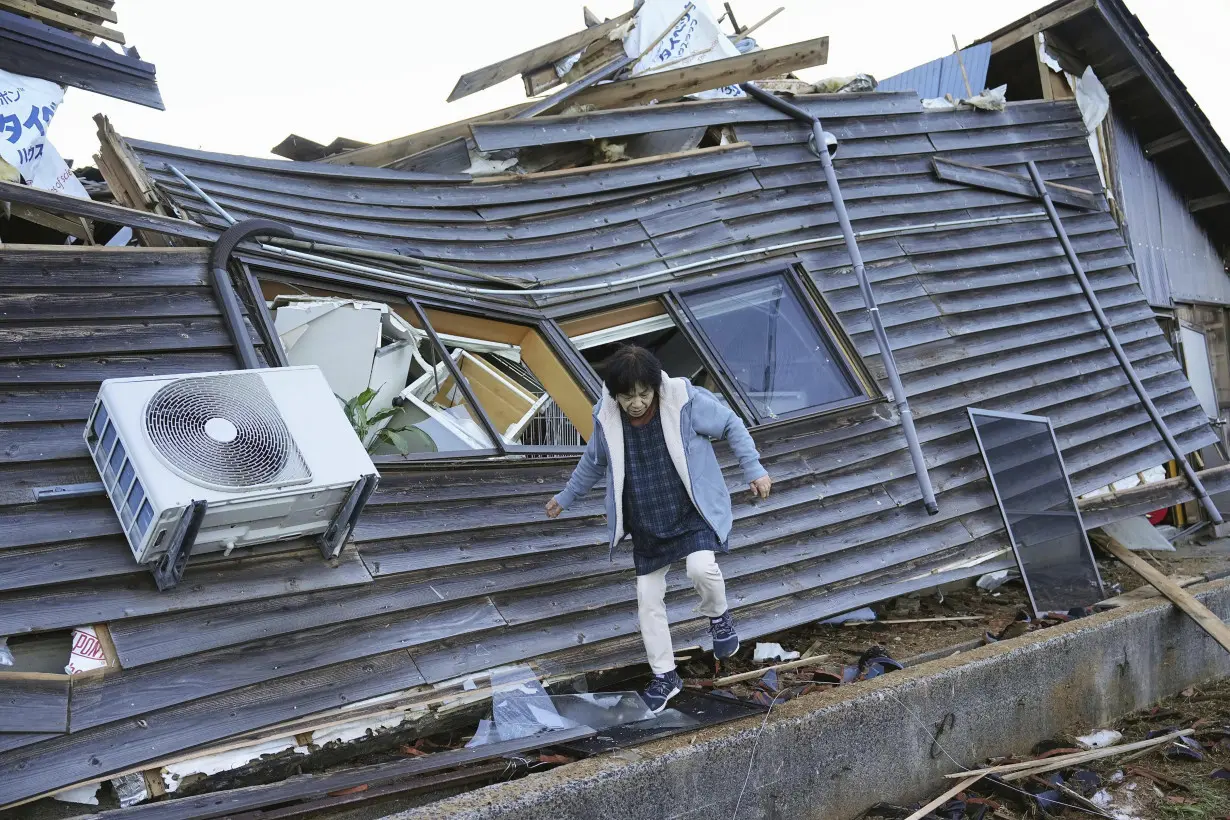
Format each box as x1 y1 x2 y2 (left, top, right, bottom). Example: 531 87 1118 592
636 550 728 675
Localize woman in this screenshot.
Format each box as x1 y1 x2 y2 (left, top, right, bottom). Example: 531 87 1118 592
546 345 771 713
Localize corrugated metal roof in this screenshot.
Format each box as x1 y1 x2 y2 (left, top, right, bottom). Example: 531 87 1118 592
0 93 1216 805
877 43 993 100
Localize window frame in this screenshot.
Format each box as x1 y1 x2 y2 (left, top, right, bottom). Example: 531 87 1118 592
670 266 872 425
402 298 590 460
559 262 878 429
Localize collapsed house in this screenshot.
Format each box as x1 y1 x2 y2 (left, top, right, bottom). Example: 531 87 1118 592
1 0 1229 813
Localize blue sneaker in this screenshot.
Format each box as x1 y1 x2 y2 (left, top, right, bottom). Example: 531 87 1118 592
710 610 739 659
641 670 683 714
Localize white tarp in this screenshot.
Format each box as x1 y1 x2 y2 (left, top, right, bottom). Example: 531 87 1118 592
623 0 745 100
0 68 88 199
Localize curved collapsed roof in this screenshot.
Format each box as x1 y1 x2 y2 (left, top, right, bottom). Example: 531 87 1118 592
0 91 1216 805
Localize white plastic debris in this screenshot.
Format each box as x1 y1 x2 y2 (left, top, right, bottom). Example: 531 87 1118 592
977 569 1019 591
922 96 958 111
0 68 89 200
1099 517 1175 553
624 0 744 99
0 636 13 667
52 783 100 806
64 626 108 675
820 607 876 625
965 84 1008 112
1077 729 1123 750
753 642 800 662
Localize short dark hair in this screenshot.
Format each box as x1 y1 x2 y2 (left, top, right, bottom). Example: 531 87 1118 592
600 345 663 397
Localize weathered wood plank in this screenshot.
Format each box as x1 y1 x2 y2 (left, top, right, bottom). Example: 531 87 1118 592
0 352 244 386
0 387 102 424
0 651 426 808
71 599 503 730
69 728 595 820
0 290 221 321
0 549 373 634
0 675 69 732
0 248 208 286
567 37 829 111
932 157 1101 210
0 318 260 359
0 181 214 242
0 732 57 754
470 92 922 152
447 10 635 102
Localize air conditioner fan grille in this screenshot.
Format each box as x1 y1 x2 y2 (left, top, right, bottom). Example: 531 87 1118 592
145 373 310 489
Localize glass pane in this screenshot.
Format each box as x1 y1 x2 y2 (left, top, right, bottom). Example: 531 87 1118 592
969 410 1105 615
571 303 729 409
684 275 859 419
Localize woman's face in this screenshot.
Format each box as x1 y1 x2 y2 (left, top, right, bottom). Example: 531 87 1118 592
616 383 655 418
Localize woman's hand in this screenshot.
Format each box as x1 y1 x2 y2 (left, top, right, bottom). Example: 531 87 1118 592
545 498 562 518
750 476 772 500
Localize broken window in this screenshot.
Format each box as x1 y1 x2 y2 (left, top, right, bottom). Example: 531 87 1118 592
678 272 862 422
270 294 591 458
561 302 729 401
397 304 593 452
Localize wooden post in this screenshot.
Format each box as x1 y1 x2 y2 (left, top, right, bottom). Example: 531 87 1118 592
1102 537 1230 654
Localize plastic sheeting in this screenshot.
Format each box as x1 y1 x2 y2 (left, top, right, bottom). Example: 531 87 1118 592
467 666 655 748
623 0 745 100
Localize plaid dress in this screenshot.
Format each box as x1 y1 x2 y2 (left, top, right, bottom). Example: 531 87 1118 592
622 409 719 576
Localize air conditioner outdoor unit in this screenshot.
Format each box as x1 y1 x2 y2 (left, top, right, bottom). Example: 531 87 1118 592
84 366 379 590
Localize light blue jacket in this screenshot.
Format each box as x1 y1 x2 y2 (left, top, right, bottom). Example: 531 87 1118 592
553 373 768 557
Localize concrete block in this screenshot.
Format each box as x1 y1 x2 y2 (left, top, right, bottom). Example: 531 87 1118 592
382 580 1230 820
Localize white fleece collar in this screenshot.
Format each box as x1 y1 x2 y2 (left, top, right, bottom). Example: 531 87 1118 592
595 373 695 546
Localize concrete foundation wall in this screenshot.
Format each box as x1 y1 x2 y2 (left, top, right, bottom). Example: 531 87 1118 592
387 580 1230 820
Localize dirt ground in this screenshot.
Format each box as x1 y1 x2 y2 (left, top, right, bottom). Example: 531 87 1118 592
681 535 1230 690
847 535 1230 820
860 678 1230 819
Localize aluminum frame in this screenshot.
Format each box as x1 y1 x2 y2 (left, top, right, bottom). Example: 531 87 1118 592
672 266 870 425
966 407 1106 617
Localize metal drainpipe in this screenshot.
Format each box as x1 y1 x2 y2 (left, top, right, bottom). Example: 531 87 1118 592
1025 161 1224 525
210 219 296 370
739 83 940 515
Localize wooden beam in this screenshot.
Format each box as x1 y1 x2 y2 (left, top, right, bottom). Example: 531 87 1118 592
932 157 1100 211
322 100 531 168
737 7 785 40
447 10 635 102
564 36 829 112
1101 65 1142 91
985 0 1096 54
37 0 118 24
0 178 215 243
1102 537 1230 654
904 776 986 820
0 0 124 43
1189 192 1230 213
1144 130 1192 157
8 203 93 241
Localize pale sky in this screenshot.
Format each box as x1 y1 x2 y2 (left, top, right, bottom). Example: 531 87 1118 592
49 0 1230 166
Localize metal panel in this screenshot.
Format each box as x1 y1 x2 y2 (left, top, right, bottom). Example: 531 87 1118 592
877 43 993 100
1108 109 1230 307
